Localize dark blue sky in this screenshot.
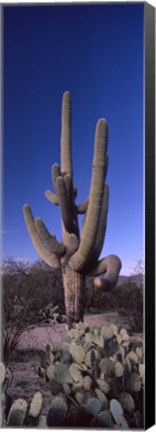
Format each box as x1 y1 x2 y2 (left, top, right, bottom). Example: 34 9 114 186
3 3 144 274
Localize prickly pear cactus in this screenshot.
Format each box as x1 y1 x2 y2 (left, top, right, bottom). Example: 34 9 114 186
28 391 43 418
7 399 28 427
0 361 6 385
47 396 68 426
23 91 121 326
1 323 144 428
8 409 26 426
125 372 142 394
110 399 128 428
119 392 135 413
35 323 144 428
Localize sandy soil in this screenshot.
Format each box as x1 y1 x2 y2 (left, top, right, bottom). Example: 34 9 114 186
17 312 127 351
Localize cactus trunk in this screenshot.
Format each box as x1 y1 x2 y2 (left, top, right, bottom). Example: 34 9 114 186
62 263 85 326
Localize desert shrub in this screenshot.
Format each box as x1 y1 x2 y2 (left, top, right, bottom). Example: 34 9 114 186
2 259 35 360
85 280 143 333
27 260 65 314
38 303 66 323
2 258 65 361
117 283 143 333
2 258 65 315
2 294 33 362
125 305 143 334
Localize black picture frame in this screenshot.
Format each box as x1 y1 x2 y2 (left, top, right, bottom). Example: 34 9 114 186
144 2 155 429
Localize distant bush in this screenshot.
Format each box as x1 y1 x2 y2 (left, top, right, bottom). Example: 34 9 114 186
2 258 65 360
2 258 65 314
86 280 143 333
2 293 32 362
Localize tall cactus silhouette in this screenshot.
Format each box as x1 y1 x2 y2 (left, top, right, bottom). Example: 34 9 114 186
23 92 121 326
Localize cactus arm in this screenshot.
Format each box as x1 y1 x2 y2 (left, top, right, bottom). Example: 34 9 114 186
88 184 109 264
52 163 61 191
64 174 73 208
67 233 79 254
64 174 79 237
23 205 61 269
62 231 79 255
86 255 122 289
76 197 89 214
94 184 109 259
45 163 61 206
35 218 65 256
45 190 59 205
61 91 73 177
56 176 73 233
69 119 108 271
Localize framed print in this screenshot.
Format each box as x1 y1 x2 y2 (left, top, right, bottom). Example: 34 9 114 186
0 2 155 429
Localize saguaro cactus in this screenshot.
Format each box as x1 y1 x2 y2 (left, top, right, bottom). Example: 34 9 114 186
23 92 121 326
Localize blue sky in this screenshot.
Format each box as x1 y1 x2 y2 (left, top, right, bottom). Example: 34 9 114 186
2 3 144 275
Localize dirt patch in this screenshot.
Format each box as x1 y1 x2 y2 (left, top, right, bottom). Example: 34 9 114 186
16 312 128 351
17 322 66 351
7 350 53 416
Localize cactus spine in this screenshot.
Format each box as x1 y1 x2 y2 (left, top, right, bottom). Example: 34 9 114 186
23 91 121 326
